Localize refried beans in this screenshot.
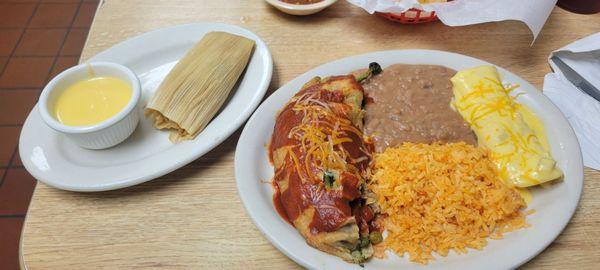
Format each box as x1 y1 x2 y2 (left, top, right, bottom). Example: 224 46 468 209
360 64 476 152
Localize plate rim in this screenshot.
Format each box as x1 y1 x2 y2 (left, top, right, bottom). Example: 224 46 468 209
19 22 273 192
234 49 584 270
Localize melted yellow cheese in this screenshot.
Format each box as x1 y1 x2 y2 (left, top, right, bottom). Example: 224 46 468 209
516 188 532 205
516 103 550 151
515 104 544 205
53 76 131 126
450 66 562 188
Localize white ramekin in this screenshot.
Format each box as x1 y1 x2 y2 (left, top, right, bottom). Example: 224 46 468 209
264 0 338 16
38 62 141 150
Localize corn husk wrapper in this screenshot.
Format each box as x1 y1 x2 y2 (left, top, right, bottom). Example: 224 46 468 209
145 32 255 142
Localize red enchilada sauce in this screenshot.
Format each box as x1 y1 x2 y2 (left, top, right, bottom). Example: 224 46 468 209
269 75 374 234
353 203 375 235
272 182 292 225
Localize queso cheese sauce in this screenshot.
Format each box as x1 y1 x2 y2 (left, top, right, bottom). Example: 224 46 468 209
53 76 131 126
360 64 477 152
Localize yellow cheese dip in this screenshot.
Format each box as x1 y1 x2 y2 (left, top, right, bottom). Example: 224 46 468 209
53 76 132 126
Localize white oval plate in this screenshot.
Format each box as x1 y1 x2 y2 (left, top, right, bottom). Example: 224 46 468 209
235 50 583 270
20 23 272 192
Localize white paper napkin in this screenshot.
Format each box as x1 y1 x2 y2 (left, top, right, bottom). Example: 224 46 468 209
347 0 557 40
544 32 600 170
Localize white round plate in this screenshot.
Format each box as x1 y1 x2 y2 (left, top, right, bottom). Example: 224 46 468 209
235 50 583 270
20 23 272 192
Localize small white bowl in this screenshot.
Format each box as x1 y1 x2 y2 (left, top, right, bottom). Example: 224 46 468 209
39 62 141 150
265 0 337 16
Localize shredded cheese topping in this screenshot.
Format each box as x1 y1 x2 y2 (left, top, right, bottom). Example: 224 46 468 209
287 90 369 182
454 79 521 128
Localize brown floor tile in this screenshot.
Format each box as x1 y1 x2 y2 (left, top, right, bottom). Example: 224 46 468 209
49 56 79 78
0 217 24 270
0 168 36 215
29 3 79 28
60 28 89 56
73 1 98 27
0 3 36 27
14 28 68 57
0 29 23 57
0 127 20 167
0 90 39 125
0 57 54 88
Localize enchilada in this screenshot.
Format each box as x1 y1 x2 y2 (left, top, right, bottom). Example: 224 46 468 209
451 66 563 187
269 74 379 263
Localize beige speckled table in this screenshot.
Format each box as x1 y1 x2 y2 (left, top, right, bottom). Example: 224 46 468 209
20 0 600 269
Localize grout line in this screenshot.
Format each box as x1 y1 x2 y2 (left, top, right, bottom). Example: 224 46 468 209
0 147 18 187
0 214 26 218
0 1 40 78
0 0 41 188
0 168 6 186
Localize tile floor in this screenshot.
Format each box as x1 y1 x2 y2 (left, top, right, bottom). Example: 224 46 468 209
0 0 99 268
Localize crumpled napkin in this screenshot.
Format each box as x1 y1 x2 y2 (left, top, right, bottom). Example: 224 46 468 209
347 0 557 40
544 32 600 170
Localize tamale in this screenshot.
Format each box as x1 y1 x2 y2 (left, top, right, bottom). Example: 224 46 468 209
145 31 255 142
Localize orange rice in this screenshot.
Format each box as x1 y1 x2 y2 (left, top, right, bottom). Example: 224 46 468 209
370 142 529 264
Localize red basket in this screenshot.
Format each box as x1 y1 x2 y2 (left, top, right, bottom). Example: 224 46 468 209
377 8 439 24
